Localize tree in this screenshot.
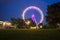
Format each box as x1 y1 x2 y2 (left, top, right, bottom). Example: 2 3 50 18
11 18 17 25
11 18 26 28
16 18 26 28
11 18 36 29
46 2 60 28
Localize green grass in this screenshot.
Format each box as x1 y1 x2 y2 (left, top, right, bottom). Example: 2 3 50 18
0 28 60 40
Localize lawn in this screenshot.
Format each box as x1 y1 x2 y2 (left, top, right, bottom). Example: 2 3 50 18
0 28 60 40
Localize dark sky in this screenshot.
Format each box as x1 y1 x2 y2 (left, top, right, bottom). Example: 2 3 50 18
0 0 60 24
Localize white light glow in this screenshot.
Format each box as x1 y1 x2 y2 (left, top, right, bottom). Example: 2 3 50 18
26 21 30 25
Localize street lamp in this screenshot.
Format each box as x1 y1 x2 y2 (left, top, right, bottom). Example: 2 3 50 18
26 20 30 25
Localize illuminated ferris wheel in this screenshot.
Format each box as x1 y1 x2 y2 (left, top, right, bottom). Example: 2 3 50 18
22 6 44 26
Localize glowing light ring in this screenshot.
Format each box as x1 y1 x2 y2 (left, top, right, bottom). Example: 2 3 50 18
22 6 44 25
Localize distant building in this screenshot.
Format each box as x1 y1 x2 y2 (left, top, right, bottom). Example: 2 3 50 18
0 21 14 29
0 21 3 28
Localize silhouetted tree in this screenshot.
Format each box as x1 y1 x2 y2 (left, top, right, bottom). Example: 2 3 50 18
16 18 26 28
11 18 26 28
46 2 60 28
11 18 17 25
11 17 36 29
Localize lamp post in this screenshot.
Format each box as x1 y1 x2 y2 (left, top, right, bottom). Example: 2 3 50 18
26 20 30 25
26 20 31 29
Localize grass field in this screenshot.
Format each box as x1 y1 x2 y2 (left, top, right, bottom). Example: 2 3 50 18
0 28 60 40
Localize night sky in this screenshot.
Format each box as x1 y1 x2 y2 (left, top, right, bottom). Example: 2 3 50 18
0 0 60 24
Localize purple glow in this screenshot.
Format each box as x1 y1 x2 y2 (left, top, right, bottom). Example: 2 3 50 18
32 14 35 20
31 14 35 22
31 14 37 26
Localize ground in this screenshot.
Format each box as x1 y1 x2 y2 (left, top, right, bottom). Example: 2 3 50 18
0 28 60 40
